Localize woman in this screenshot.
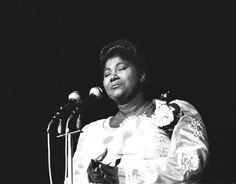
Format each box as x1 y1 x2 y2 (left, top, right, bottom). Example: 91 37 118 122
68 40 209 183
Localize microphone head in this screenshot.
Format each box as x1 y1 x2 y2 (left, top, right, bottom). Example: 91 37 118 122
68 91 81 102
89 87 103 99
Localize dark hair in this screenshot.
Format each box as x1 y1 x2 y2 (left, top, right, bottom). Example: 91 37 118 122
99 40 146 77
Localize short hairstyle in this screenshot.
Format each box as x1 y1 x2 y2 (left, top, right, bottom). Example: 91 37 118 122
99 40 146 77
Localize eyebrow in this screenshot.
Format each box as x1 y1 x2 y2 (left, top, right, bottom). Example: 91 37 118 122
104 62 128 72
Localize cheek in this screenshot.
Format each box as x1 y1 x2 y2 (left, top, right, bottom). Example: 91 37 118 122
103 78 109 92
126 73 139 87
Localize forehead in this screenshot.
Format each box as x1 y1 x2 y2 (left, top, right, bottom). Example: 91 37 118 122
104 56 130 69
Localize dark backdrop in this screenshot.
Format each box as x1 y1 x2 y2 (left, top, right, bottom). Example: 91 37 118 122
3 1 235 183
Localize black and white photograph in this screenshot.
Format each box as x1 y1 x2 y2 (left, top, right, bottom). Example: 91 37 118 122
3 1 235 183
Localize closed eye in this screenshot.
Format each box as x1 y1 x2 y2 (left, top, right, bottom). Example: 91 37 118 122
104 72 111 78
118 65 128 71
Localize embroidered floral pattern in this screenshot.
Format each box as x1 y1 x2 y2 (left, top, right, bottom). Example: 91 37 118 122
189 117 204 140
131 169 144 183
179 152 199 173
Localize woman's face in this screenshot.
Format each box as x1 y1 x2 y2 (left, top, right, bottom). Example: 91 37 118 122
103 56 141 104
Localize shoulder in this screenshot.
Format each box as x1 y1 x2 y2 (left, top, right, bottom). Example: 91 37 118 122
169 99 201 118
81 117 111 132
151 98 203 128
153 98 199 113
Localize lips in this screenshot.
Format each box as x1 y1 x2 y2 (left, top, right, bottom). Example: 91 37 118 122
111 83 122 89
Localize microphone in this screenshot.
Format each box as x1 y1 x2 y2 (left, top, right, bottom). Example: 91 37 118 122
56 87 103 135
61 91 81 111
47 91 81 133
53 91 81 120
74 87 103 115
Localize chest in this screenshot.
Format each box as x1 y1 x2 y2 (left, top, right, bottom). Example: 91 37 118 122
99 125 170 158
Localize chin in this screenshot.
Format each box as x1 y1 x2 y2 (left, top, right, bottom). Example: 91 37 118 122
109 91 125 102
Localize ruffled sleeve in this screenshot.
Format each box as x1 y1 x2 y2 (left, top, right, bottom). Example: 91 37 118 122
64 124 91 184
156 100 209 183
65 119 107 184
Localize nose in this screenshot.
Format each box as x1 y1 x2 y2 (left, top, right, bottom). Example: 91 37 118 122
110 73 119 82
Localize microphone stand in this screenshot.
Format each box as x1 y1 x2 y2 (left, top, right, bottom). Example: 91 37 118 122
47 112 82 184
47 88 102 184
47 105 65 184
47 119 54 184
57 108 82 184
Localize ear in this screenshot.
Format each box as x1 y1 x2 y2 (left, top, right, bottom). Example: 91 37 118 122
140 73 146 83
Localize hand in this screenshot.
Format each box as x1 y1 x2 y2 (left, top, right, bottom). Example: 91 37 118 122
87 149 119 184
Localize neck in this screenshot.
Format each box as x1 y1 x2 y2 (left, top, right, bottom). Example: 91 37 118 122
117 92 147 117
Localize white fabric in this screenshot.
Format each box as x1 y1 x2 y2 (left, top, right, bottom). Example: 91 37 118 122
68 99 209 184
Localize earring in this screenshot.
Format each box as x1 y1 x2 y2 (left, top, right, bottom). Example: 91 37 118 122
141 74 146 82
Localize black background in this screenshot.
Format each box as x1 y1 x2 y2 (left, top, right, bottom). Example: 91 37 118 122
3 1 236 183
